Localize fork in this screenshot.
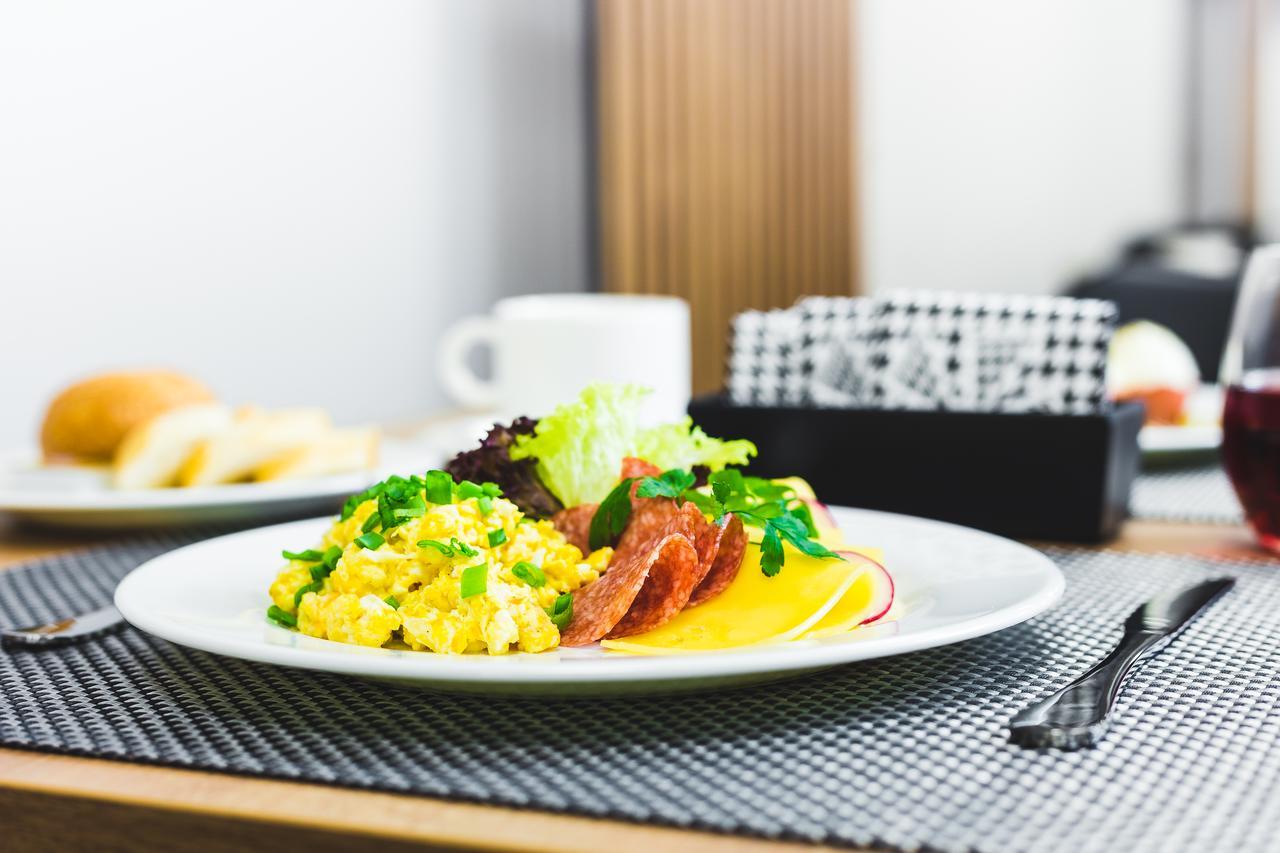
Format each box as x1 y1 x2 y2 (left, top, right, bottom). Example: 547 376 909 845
1 604 125 648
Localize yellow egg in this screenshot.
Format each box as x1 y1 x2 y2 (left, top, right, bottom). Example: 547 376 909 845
266 488 600 655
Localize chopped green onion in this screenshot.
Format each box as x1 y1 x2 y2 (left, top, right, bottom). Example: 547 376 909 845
456 480 485 500
355 531 385 550
294 580 323 607
361 513 381 533
481 482 502 498
477 496 493 515
418 539 454 556
308 563 328 583
266 605 297 628
424 469 454 504
546 593 573 630
282 549 325 562
511 561 545 588
460 563 488 599
385 595 399 609
487 528 508 547
449 537 478 557
322 545 343 571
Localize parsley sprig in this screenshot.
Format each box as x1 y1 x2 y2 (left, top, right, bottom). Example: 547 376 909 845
590 467 841 577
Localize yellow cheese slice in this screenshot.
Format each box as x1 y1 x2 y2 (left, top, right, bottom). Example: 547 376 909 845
802 547 885 639
600 543 868 655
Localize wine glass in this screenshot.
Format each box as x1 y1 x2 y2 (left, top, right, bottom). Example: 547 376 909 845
1221 245 1280 552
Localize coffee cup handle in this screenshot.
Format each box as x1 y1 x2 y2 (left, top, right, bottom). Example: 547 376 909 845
438 316 499 408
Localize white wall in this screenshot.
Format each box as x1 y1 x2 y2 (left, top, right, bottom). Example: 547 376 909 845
1259 0 1280 239
857 0 1188 294
0 0 590 447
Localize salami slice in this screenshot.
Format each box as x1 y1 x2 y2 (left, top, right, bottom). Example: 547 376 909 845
688 512 747 606
551 503 596 554
560 533 699 646
620 457 663 481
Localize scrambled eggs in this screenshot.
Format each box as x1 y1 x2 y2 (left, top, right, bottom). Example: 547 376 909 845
267 475 611 654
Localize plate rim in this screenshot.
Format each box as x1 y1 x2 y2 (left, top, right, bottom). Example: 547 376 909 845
114 508 1064 686
0 446 421 512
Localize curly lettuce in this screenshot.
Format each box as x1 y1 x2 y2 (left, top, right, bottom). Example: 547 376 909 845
510 383 756 507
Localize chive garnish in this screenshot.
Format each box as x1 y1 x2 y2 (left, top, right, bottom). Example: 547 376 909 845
282 549 325 562
361 513 381 533
424 470 454 505
487 528 507 547
293 580 323 607
511 561 545 588
322 545 343 571
309 564 327 583
450 538 478 557
456 480 484 500
546 593 573 630
267 605 297 628
459 563 488 598
385 595 399 609
355 531 385 550
418 539 453 556
477 496 493 515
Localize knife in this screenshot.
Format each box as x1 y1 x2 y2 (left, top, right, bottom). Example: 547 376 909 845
1009 577 1234 751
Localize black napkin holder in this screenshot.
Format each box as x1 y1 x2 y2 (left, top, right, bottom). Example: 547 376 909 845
688 395 1145 543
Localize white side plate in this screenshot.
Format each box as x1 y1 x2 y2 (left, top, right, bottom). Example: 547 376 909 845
0 442 441 529
114 507 1064 695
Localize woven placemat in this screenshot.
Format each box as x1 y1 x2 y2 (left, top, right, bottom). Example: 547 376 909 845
2 534 1279 853
1130 464 1244 525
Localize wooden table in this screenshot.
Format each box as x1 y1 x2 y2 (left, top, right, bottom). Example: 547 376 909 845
0 517 1268 852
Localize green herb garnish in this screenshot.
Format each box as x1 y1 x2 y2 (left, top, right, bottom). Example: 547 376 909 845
322 545 343 571
511 561 545 587
282 549 325 562
460 563 488 598
266 605 297 628
355 531 385 550
487 528 507 547
293 580 323 607
416 537 479 558
588 477 636 550
385 595 399 609
418 539 453 556
546 593 573 630
424 469 454 504
590 467 841 576
634 468 696 500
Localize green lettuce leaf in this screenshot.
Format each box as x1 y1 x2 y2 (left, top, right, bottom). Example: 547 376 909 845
510 383 756 507
633 418 756 473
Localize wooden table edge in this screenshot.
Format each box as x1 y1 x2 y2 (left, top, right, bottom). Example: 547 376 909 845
0 516 1268 851
0 749 845 853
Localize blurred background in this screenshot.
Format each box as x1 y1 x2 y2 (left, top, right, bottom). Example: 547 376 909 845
1 0 1276 446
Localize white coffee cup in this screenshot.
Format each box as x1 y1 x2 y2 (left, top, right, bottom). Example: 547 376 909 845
437 293 691 421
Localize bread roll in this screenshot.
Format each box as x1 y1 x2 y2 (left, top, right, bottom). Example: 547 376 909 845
177 408 331 486
41 371 216 462
254 427 380 482
113 403 234 489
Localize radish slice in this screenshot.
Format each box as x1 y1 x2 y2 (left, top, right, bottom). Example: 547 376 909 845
801 497 839 531
858 555 895 625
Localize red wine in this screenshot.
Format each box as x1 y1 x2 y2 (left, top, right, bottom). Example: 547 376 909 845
1223 370 1280 551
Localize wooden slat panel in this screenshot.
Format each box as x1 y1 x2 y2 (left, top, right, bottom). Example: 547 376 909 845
597 0 858 392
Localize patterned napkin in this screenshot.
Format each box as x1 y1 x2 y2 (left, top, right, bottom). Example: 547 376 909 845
729 292 1117 414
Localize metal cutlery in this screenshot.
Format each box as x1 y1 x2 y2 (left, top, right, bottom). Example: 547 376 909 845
1 604 125 648
1009 577 1235 751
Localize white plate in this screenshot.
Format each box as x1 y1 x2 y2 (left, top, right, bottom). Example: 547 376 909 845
1138 424 1222 455
114 507 1064 695
0 442 443 530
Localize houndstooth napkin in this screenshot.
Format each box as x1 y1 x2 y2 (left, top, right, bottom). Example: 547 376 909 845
728 292 1117 414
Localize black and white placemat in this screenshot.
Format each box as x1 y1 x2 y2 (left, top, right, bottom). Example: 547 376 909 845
1130 464 1244 525
2 535 1278 853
